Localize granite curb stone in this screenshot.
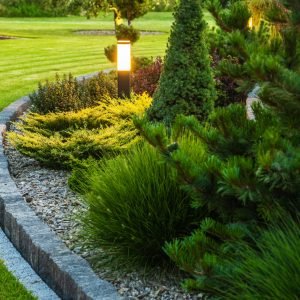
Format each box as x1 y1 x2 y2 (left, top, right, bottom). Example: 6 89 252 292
0 73 120 300
0 229 60 300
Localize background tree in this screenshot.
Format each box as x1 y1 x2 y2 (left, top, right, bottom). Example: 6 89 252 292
147 0 216 124
73 0 151 27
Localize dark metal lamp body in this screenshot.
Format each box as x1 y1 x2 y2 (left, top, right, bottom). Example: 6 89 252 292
118 71 131 98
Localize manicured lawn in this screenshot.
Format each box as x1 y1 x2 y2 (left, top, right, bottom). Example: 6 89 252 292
0 260 36 300
0 12 173 111
0 11 215 111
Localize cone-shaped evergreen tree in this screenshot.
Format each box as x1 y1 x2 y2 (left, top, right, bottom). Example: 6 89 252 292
147 0 216 124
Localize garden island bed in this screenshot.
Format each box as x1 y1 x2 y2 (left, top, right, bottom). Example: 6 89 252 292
3 113 200 300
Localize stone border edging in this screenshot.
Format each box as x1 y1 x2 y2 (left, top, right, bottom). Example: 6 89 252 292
0 74 120 300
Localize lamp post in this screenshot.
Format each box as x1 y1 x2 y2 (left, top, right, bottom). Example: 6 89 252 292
117 40 131 98
248 16 253 29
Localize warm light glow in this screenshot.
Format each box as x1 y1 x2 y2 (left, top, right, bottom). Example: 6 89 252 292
248 17 253 29
117 40 131 71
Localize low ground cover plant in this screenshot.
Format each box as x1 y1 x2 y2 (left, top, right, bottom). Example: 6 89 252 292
70 136 205 266
9 94 151 169
30 72 117 114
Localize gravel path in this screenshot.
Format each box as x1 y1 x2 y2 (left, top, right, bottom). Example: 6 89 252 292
4 122 201 300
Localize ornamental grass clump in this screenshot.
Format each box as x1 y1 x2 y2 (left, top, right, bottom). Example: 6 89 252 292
8 94 151 169
70 136 206 266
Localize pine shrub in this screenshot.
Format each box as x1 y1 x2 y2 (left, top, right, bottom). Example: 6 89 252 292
9 94 151 169
221 217 300 300
70 138 204 265
147 0 216 123
135 102 300 295
30 72 117 114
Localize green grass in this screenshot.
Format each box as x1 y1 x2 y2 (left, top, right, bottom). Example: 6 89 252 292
0 260 36 299
0 12 173 111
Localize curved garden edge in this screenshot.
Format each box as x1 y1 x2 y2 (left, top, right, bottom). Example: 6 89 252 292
0 72 120 300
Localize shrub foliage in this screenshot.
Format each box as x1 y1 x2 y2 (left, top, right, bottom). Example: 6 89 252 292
115 24 141 43
135 101 300 296
9 94 151 169
148 0 216 123
222 217 300 300
30 73 117 114
131 57 163 96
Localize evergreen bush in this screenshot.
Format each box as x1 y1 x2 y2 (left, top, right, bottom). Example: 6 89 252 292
30 72 117 114
9 94 151 169
135 101 300 296
134 0 299 296
70 138 204 265
221 217 300 299
147 0 216 123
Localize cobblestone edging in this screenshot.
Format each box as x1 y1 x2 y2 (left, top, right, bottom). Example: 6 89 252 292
0 76 120 300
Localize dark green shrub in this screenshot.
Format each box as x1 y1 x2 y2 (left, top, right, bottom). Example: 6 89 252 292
136 102 300 296
9 94 152 169
30 72 117 114
148 0 216 123
116 24 141 44
104 44 117 63
70 138 204 265
221 217 300 300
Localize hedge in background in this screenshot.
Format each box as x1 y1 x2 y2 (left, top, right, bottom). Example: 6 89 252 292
0 0 71 17
30 72 117 114
221 217 300 300
8 94 151 169
147 0 216 124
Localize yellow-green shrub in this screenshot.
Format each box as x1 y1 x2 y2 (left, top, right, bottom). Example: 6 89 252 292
9 94 151 169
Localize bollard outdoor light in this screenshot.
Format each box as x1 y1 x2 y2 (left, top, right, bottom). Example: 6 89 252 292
117 40 131 98
248 16 253 29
